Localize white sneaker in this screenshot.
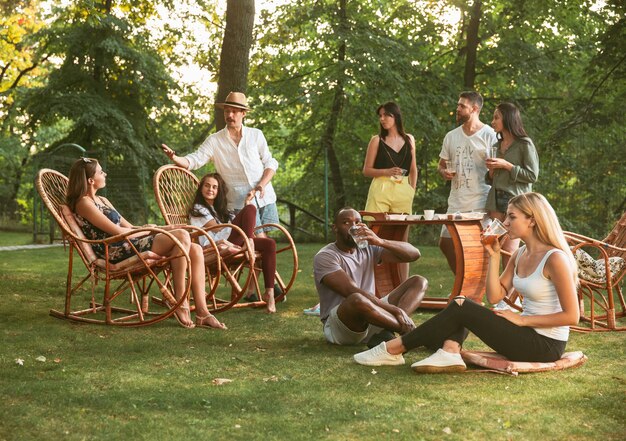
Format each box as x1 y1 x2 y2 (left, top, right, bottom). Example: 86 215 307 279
303 304 320 316
493 298 521 311
410 349 466 373
354 342 405 366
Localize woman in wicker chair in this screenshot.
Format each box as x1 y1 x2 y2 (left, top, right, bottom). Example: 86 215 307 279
67 158 226 330
188 172 278 313
353 192 579 372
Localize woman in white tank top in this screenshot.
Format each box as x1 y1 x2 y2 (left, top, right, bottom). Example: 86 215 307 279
353 192 579 372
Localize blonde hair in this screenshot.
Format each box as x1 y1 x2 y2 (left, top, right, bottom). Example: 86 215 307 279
66 158 99 211
509 192 578 285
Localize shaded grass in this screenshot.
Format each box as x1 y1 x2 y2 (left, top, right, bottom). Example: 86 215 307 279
0 244 625 440
0 231 34 247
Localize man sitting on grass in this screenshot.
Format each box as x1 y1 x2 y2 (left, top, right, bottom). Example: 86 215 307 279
314 207 427 347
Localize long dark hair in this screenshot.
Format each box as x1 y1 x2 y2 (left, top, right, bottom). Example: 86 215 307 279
495 102 529 140
377 102 410 145
189 173 229 222
66 157 99 211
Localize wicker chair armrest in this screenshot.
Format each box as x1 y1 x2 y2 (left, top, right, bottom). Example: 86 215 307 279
567 236 626 256
93 226 170 245
206 223 255 262
570 241 626 281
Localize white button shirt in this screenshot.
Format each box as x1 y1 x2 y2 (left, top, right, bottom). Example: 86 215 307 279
184 126 279 210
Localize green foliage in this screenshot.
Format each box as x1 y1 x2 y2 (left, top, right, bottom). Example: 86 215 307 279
19 0 178 218
1 0 624 237
251 0 625 238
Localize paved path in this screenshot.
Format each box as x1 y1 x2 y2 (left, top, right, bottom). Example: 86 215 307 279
0 243 63 251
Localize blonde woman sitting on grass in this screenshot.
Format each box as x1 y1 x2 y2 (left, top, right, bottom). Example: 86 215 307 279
353 192 579 372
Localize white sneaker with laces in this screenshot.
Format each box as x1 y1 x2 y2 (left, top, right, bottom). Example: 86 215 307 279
354 342 405 366
410 349 466 373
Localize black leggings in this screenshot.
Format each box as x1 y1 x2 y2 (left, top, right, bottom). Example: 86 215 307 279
400 298 567 362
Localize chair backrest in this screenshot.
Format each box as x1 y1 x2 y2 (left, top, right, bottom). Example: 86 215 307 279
35 169 70 234
60 205 98 264
604 211 626 260
35 169 97 265
153 165 200 225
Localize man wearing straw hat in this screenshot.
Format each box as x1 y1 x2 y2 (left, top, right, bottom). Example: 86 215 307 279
161 91 279 235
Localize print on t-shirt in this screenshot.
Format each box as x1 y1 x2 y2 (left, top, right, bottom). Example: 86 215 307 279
455 143 477 190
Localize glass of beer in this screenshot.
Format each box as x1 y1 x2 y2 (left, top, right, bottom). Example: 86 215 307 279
481 218 507 245
391 168 408 183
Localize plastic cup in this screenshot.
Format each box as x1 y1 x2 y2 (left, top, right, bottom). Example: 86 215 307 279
445 161 456 177
423 210 435 221
349 225 368 249
391 168 408 183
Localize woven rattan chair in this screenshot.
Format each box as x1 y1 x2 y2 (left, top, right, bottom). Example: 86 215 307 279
565 212 626 332
36 168 194 326
153 165 298 311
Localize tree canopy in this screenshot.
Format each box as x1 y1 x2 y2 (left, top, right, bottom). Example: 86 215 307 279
0 0 624 238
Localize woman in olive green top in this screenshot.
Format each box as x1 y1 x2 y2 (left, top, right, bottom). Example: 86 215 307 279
486 102 539 266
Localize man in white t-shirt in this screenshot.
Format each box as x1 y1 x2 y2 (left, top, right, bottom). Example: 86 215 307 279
438 91 497 274
161 92 278 236
314 208 427 348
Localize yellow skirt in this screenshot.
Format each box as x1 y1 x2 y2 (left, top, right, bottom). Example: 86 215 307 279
364 176 415 214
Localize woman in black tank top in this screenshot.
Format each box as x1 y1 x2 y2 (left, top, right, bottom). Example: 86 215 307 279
362 102 418 215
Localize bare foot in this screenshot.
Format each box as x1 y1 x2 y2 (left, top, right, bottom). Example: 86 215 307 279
264 291 276 314
196 313 227 330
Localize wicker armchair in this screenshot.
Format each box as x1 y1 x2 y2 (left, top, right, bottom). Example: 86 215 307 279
153 165 298 312
36 169 193 326
565 212 626 332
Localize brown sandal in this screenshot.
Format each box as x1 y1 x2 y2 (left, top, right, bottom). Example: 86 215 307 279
165 301 195 329
196 313 227 330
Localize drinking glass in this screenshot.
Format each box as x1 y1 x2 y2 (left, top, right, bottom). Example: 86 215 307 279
445 160 456 177
481 218 507 245
349 225 368 249
391 168 408 183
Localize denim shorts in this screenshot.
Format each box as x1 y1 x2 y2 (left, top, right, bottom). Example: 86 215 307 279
256 203 279 232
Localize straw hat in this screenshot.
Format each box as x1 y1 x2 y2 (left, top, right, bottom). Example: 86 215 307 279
215 91 250 111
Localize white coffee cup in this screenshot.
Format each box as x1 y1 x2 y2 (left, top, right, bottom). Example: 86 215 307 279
424 210 435 220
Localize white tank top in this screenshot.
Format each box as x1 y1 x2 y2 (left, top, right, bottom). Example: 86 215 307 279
514 246 569 341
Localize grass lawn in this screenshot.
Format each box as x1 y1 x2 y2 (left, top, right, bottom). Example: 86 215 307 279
0 243 624 440
0 231 34 247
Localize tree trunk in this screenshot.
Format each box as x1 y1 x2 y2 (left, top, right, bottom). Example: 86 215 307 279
215 0 255 130
320 0 347 212
463 0 482 89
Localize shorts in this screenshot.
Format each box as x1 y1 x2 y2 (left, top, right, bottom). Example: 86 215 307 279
364 177 414 214
256 203 279 232
323 295 390 345
235 203 279 232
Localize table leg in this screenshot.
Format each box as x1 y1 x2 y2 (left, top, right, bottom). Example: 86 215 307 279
447 222 488 303
372 221 488 308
